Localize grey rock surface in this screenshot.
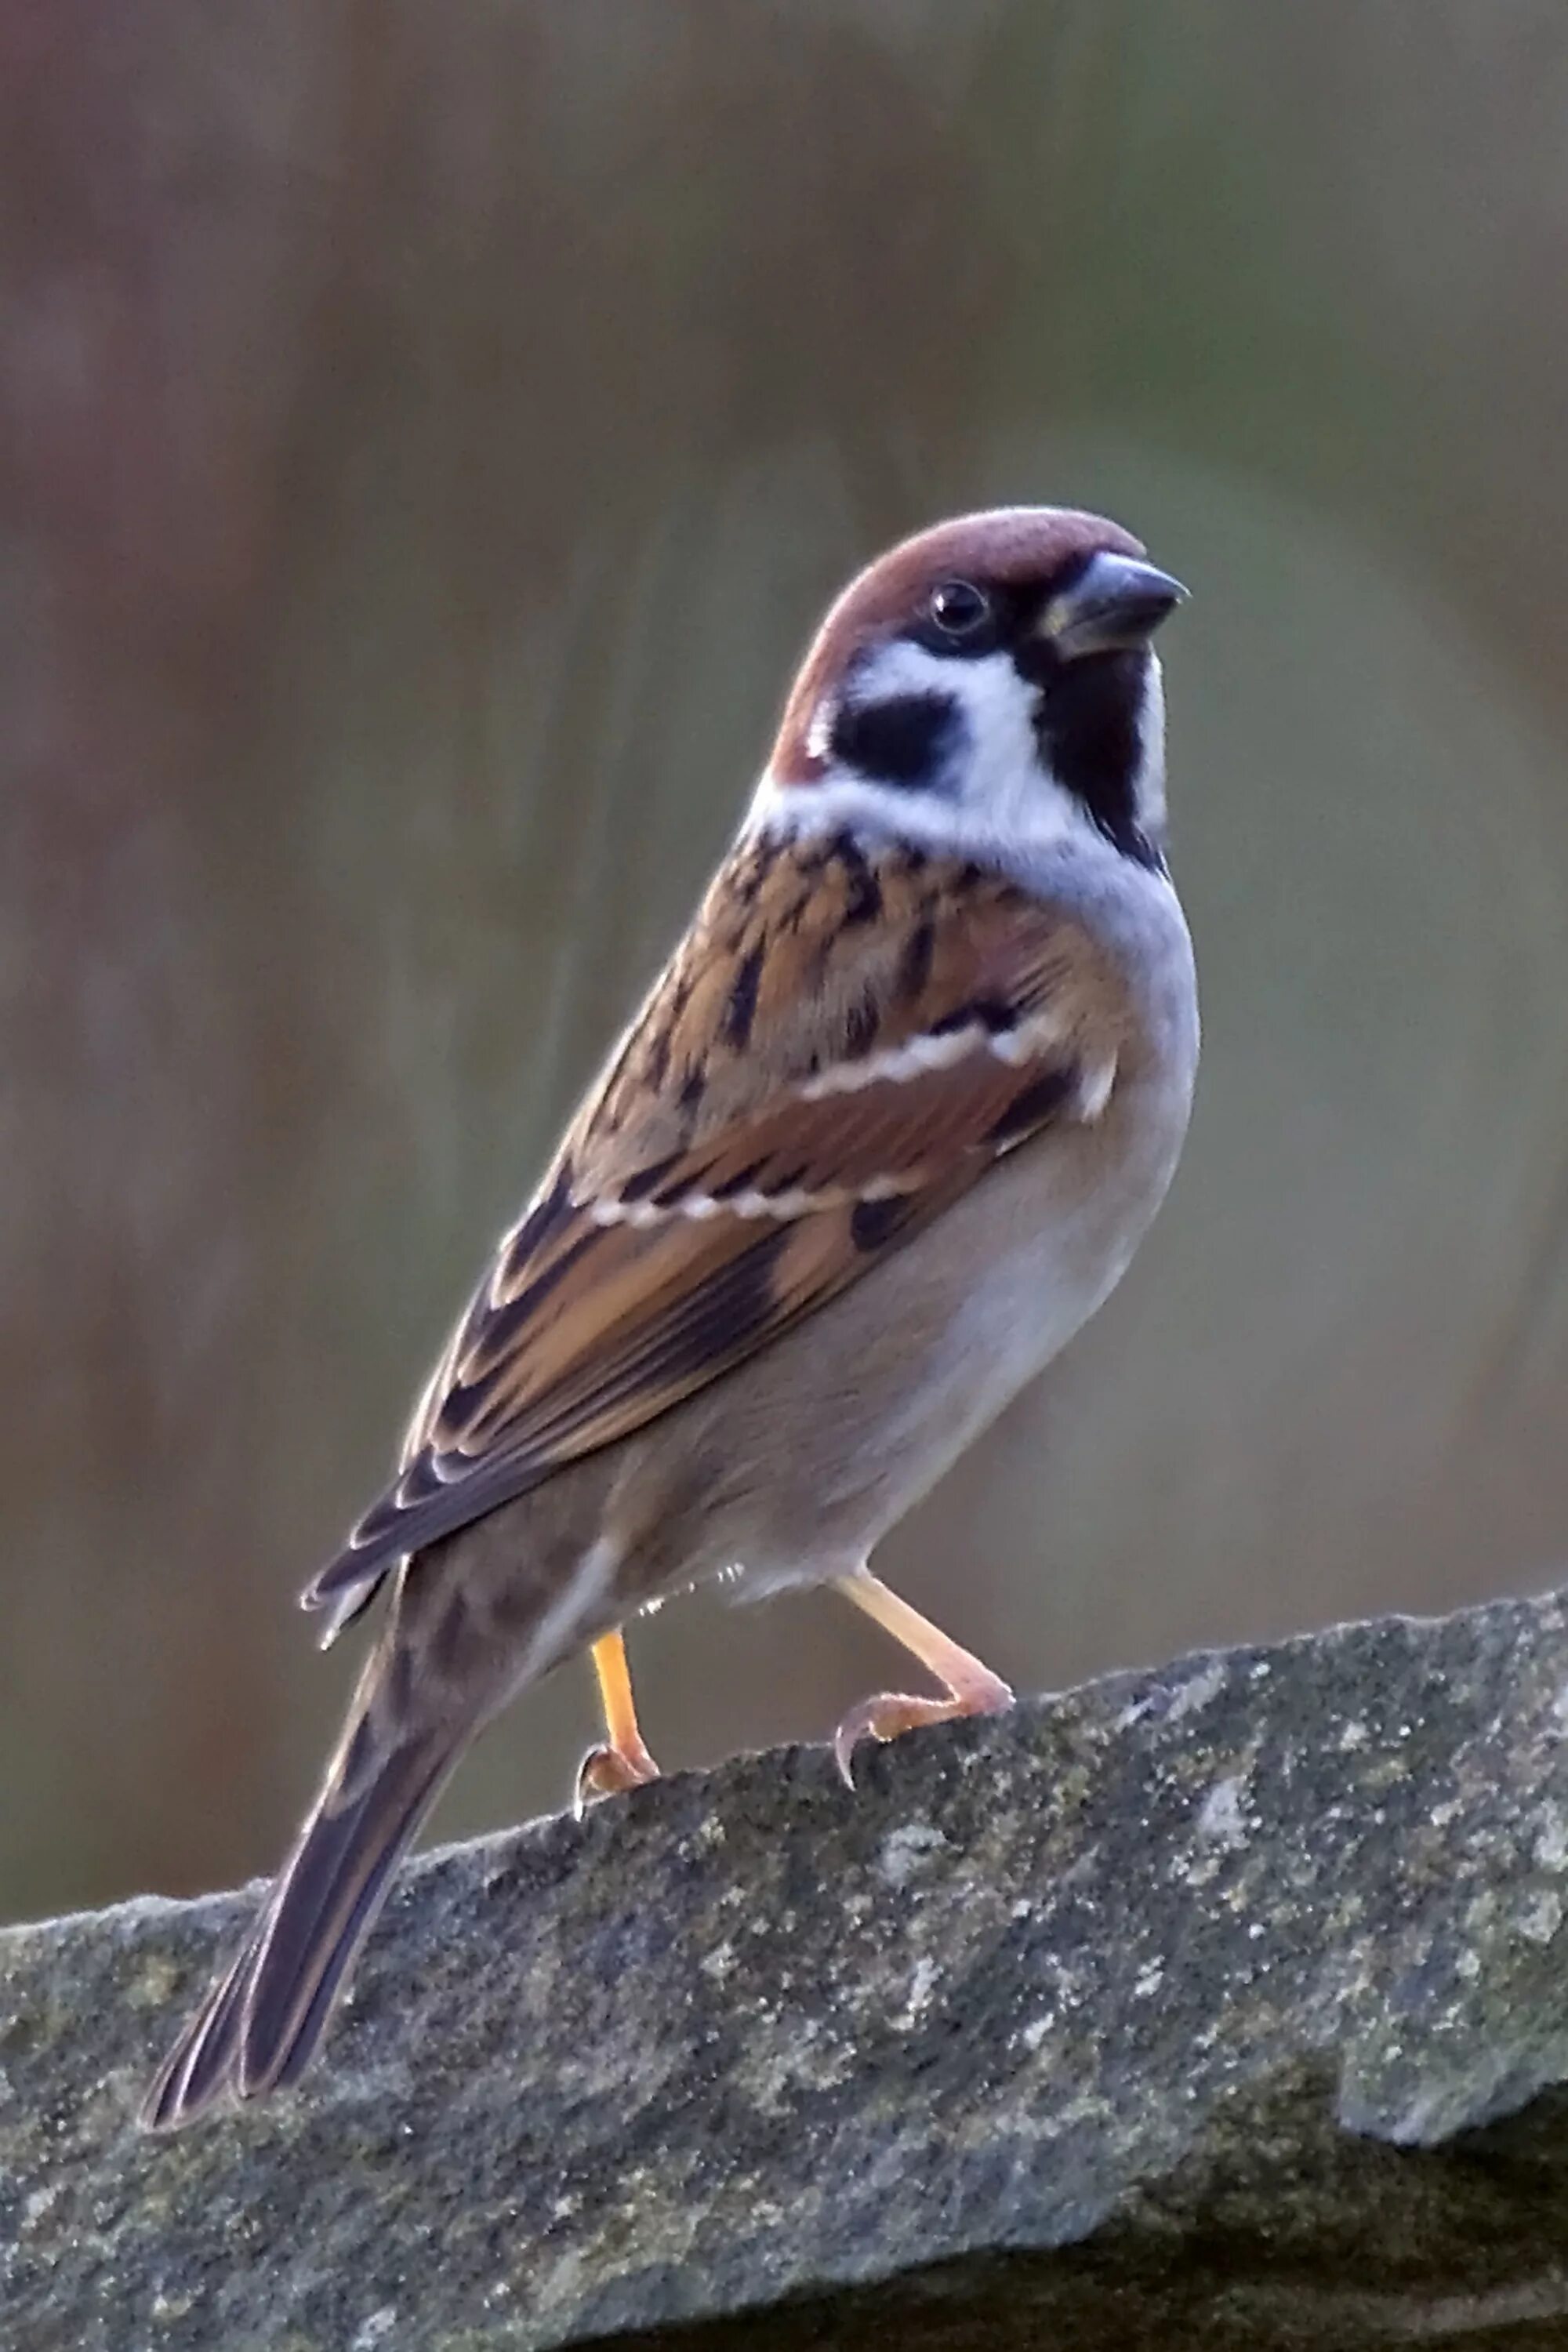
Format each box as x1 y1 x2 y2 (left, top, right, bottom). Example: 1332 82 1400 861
7 1593 1568 2350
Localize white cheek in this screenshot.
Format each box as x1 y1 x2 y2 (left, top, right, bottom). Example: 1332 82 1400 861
940 651 1062 833
838 641 1039 810
746 637 1171 869
750 641 1083 859
1134 655 1167 832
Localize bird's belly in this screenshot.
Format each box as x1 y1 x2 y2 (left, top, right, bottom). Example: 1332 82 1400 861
662 1055 1192 1598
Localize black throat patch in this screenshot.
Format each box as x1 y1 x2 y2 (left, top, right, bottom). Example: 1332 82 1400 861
1029 648 1162 869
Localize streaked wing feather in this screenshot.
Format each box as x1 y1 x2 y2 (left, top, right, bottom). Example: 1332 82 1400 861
307 840 1129 1610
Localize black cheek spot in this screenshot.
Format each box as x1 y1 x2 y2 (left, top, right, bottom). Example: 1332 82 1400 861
829 692 960 790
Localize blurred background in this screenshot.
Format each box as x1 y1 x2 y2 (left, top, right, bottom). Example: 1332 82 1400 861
6 1 1568 1925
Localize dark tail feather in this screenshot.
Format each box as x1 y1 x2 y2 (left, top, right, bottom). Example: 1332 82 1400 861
140 1727 459 2129
140 1939 255 2125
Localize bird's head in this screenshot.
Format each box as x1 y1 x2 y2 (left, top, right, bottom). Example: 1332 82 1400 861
757 506 1185 873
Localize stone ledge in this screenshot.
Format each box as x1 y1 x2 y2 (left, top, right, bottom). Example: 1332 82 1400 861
5 1591 1568 2349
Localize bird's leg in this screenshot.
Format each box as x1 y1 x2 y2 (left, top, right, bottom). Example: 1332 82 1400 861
831 1573 1014 1787
574 1629 662 1812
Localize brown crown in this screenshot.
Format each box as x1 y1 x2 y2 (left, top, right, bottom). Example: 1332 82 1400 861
771 506 1146 785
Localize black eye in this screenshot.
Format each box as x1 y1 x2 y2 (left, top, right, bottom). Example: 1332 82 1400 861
926 579 993 638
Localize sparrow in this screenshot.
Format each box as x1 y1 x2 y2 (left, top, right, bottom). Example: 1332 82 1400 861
143 505 1198 2128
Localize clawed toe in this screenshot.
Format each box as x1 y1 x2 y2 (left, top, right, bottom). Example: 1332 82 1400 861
833 1677 1012 1788
573 1738 661 1815
833 1691 949 1786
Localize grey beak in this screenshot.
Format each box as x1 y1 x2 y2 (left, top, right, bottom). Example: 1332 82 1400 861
1040 551 1188 660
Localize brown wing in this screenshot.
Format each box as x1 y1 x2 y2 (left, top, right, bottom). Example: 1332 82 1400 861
306 835 1131 1621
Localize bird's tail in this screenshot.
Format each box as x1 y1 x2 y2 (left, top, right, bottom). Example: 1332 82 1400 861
140 1705 463 2130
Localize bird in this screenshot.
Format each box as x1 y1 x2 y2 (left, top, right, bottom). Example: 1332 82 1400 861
142 504 1199 2128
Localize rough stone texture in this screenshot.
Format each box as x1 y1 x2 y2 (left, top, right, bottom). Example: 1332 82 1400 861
7 1593 1568 2350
